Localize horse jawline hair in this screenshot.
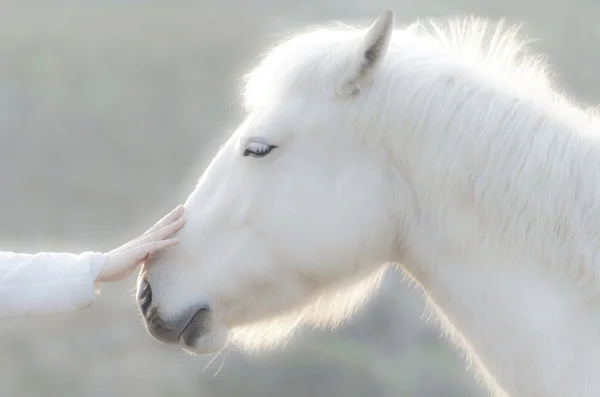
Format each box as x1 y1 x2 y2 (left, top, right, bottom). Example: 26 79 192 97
229 266 389 355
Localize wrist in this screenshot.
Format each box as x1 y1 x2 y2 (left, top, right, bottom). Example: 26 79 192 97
84 252 110 283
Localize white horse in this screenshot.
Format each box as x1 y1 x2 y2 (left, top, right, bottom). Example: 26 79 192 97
136 10 600 397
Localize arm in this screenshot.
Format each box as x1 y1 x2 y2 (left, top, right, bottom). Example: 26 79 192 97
0 204 185 318
0 251 108 317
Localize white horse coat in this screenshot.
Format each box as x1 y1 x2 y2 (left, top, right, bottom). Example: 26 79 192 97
138 11 600 397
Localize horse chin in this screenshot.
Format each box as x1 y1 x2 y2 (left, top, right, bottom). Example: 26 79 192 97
176 308 230 355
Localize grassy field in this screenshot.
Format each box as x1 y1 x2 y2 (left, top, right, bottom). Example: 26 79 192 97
0 1 597 396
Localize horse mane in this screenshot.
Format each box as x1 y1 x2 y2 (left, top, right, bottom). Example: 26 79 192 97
386 18 600 293
242 16 560 111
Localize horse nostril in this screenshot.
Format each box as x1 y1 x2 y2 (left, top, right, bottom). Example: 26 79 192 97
138 279 153 317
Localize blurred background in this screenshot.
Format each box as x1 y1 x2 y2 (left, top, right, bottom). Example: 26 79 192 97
0 0 598 396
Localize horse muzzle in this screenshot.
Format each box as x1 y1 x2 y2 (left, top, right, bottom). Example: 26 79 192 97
137 278 228 354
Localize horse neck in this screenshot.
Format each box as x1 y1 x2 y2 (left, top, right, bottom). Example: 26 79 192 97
386 55 600 287
379 61 600 395
397 232 600 397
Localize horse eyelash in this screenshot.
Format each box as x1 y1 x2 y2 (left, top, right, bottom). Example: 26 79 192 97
243 141 277 157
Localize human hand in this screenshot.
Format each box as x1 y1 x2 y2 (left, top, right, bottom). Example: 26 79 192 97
97 205 186 283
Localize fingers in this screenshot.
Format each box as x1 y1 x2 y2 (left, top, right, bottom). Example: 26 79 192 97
141 216 186 244
141 205 185 238
107 205 186 256
134 238 179 258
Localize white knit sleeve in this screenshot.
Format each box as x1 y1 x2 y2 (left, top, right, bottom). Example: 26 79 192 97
0 250 108 317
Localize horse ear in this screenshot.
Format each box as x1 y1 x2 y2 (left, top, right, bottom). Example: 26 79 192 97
337 9 395 97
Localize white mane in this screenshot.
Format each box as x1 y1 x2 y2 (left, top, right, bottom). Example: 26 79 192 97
243 18 557 110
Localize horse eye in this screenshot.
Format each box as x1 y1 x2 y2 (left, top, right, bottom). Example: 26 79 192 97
243 141 277 158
